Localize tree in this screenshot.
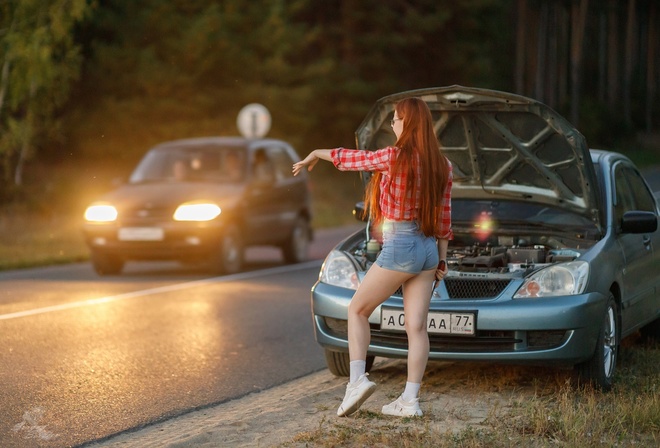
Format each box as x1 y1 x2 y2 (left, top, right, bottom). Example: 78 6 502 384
0 0 89 194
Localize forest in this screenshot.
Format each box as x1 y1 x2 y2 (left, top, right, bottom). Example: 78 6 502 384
0 0 659 209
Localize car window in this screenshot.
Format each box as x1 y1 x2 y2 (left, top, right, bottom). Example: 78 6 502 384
625 167 656 212
251 148 275 182
451 199 595 228
614 164 656 226
266 146 295 181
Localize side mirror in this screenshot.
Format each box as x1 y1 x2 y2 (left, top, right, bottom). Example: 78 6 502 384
621 211 658 234
353 201 368 222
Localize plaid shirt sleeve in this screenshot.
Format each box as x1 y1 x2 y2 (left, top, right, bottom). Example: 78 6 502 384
435 162 453 240
330 147 396 172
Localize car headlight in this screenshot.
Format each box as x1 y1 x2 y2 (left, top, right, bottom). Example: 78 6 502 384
514 261 589 298
84 204 118 222
173 203 221 221
320 250 360 290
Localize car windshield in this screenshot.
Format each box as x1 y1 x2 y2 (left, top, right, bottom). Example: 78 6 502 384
129 146 246 183
452 199 597 231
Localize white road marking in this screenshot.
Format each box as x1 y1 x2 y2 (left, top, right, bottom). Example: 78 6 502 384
0 260 321 321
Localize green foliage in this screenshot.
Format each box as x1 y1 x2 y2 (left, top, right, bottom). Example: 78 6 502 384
0 0 90 198
68 0 512 166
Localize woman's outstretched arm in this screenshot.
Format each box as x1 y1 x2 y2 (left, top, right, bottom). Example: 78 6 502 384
292 149 333 176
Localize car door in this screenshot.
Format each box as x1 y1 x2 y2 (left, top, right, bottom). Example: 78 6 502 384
245 146 277 244
613 162 660 331
265 144 305 236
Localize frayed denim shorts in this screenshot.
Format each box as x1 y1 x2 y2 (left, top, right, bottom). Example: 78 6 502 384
375 220 439 274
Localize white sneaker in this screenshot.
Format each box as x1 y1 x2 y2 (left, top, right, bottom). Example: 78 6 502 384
381 395 423 417
337 374 377 417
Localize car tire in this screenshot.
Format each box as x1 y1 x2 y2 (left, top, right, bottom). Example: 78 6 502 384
91 251 124 276
213 224 244 275
324 349 375 377
281 216 310 264
576 294 619 391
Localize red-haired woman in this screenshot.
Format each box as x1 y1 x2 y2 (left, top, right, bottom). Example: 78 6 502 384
293 97 453 417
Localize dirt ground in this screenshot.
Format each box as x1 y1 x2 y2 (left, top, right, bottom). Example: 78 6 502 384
88 357 574 447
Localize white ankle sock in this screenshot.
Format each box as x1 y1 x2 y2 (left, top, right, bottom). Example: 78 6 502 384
401 382 421 402
349 360 366 384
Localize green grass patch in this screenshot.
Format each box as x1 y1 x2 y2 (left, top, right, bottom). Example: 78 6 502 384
0 208 88 270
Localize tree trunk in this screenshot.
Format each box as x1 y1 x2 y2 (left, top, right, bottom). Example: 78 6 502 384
647 2 657 132
606 0 620 112
546 2 559 109
0 59 9 114
558 3 570 110
623 0 637 127
515 0 527 95
14 81 36 186
598 10 607 103
535 2 548 102
570 0 589 126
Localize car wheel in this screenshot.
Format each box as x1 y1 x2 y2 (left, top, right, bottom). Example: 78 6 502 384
281 216 310 264
324 349 375 377
576 294 619 391
640 317 660 342
91 251 124 276
213 224 244 275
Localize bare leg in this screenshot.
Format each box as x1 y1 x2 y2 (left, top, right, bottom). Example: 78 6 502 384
348 263 413 361
402 268 436 383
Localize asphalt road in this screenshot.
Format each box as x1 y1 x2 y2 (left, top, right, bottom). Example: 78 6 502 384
0 226 362 448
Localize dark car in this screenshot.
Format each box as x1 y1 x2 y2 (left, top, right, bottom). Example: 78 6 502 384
311 86 660 390
83 137 312 275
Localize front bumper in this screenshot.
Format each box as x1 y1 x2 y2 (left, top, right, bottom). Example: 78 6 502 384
311 280 607 366
82 221 225 260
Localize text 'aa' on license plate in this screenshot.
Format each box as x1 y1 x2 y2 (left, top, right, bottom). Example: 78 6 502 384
381 308 475 336
118 227 164 241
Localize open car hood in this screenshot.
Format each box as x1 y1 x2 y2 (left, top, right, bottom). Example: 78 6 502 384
355 86 601 228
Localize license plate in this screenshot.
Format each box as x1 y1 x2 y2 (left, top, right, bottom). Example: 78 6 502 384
118 227 164 241
381 308 475 336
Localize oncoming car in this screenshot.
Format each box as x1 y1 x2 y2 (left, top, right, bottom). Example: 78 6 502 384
311 86 660 390
83 137 312 275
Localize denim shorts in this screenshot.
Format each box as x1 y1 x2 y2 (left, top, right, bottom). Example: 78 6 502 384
375 220 439 274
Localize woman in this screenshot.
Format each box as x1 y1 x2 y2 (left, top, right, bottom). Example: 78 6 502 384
292 98 453 417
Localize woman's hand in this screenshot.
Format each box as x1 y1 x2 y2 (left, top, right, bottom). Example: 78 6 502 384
292 150 320 176
435 259 448 281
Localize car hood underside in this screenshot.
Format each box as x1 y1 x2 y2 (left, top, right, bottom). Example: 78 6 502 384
355 86 601 229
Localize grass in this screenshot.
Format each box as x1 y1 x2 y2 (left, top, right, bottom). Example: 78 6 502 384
282 339 660 447
0 207 89 270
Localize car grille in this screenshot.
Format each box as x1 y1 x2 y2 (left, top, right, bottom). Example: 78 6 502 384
444 278 512 299
323 317 567 353
123 205 174 220
393 278 512 299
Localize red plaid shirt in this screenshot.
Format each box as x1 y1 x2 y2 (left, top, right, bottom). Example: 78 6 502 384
331 147 453 240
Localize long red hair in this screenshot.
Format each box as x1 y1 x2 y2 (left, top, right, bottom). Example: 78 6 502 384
366 98 449 237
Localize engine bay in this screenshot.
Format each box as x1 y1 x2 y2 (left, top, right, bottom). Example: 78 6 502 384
351 230 593 275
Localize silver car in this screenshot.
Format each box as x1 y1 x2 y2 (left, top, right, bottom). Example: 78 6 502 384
311 86 659 390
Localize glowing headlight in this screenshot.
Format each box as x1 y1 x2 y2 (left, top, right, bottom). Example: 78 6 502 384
320 250 360 290
514 261 589 299
84 204 118 222
173 203 221 221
